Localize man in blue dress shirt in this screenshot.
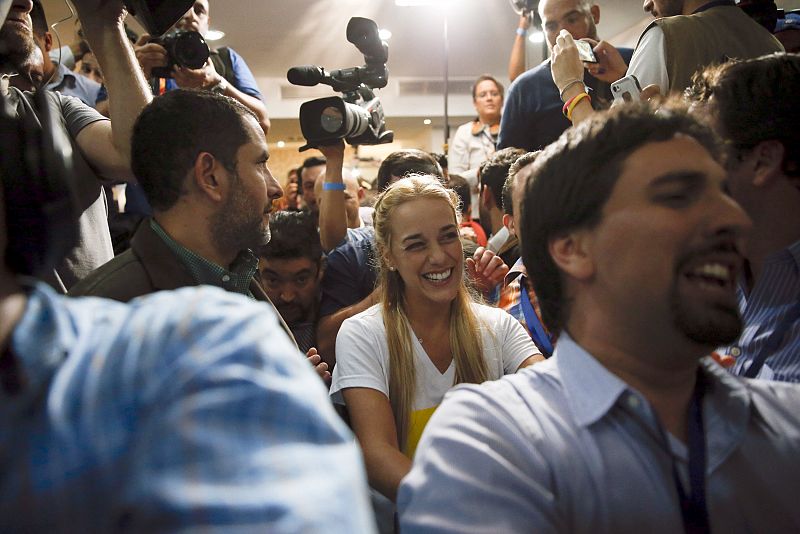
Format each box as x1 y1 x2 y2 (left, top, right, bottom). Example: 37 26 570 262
399 105 800 532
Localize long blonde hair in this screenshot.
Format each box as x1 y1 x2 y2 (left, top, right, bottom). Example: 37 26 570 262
372 175 488 451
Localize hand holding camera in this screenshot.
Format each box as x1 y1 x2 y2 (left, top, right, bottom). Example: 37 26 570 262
134 29 209 80
134 34 166 78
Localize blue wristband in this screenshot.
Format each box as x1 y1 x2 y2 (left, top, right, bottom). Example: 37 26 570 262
322 182 346 191
516 27 527 37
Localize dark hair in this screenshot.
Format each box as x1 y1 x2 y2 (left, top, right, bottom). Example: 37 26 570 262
300 156 326 174
258 211 322 264
131 90 257 210
504 151 542 216
479 147 525 208
376 149 442 192
447 174 471 215
688 53 800 177
430 152 448 171
472 74 505 100
30 0 47 36
520 104 720 335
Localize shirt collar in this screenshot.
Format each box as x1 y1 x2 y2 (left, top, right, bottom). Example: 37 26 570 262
470 119 500 137
150 219 258 296
504 257 527 286
44 62 76 92
782 238 800 270
556 331 753 454
555 332 631 427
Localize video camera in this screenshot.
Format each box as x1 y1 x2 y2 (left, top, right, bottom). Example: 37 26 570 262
287 17 394 151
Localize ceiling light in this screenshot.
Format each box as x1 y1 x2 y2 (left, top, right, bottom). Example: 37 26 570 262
528 31 545 44
379 28 392 40
205 29 225 41
423 119 432 125
276 140 286 148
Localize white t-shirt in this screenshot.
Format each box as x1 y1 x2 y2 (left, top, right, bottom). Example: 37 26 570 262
331 302 538 456
626 26 670 95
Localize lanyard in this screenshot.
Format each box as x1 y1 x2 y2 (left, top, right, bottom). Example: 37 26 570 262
670 371 710 534
741 301 800 378
519 279 554 357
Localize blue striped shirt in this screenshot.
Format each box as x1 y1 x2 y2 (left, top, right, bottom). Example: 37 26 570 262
726 239 800 382
0 283 375 533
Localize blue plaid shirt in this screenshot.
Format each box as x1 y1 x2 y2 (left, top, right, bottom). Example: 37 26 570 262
0 283 375 533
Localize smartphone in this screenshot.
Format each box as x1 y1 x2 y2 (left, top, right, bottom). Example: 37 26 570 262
611 75 642 104
574 40 597 63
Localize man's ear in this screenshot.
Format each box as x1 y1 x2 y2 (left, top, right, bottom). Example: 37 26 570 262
590 5 600 24
193 152 225 203
480 185 493 209
548 230 594 282
358 187 365 201
502 213 515 237
44 32 53 53
751 140 786 188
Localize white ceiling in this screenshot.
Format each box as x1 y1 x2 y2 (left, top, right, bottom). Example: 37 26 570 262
195 0 648 78
39 0 654 145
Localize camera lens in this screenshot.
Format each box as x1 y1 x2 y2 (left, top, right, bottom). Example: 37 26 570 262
173 31 210 69
320 106 344 133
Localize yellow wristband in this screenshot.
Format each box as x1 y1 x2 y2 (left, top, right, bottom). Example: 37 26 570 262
566 92 591 122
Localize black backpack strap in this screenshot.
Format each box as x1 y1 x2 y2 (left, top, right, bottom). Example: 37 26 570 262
210 47 236 87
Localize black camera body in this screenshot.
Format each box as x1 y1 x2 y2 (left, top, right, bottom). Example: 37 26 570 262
0 89 78 278
287 17 394 151
150 30 210 78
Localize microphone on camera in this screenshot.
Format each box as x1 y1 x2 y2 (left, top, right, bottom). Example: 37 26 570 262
287 65 328 87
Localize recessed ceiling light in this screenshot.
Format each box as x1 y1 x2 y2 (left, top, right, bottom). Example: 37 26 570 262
423 119 432 125
276 140 286 148
379 28 392 40
528 31 545 44
205 29 225 41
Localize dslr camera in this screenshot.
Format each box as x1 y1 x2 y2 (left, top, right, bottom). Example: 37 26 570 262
150 29 210 78
122 0 209 78
287 17 393 151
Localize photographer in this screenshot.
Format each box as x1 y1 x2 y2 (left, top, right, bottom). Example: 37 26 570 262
134 0 270 134
2 0 151 292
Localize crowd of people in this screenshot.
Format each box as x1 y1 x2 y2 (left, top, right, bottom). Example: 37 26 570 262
1 0 799 531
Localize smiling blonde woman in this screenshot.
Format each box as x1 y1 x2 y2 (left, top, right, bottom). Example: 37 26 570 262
330 175 541 504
